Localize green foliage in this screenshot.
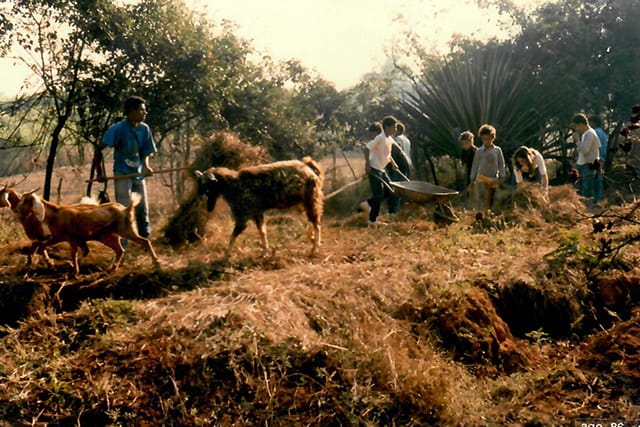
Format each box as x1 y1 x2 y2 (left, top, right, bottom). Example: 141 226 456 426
404 45 546 162
543 230 588 271
542 227 627 278
514 0 640 121
334 71 405 149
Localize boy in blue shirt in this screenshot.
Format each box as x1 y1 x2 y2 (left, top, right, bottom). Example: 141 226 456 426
100 96 157 238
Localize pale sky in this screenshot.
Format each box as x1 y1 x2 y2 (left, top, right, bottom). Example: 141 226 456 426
0 0 545 97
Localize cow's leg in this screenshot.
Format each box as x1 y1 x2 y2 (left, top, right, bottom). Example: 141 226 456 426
25 241 40 270
225 220 247 261
69 242 80 277
79 241 90 257
312 222 321 255
41 248 54 266
123 232 160 269
304 200 322 256
101 234 124 273
23 241 40 272
253 214 269 255
302 181 323 256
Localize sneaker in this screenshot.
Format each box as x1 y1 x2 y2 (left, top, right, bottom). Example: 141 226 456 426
368 220 387 228
359 201 371 214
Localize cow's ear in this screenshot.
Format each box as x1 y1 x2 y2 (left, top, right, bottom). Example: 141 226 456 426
194 170 203 178
32 194 46 222
206 171 217 181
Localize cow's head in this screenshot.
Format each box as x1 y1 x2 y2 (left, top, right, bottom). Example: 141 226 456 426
194 169 220 212
0 185 9 208
16 190 45 222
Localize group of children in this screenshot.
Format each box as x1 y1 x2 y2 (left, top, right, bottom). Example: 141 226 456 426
362 112 609 223
460 124 548 215
460 113 610 214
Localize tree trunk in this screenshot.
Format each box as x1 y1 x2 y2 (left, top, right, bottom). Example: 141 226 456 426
43 121 65 201
425 154 439 185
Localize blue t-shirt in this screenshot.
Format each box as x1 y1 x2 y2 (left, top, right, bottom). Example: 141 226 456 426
101 119 157 177
594 127 608 161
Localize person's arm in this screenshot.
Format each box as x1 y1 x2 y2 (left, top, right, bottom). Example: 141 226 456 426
363 146 371 174
388 155 399 171
575 132 587 154
513 167 523 185
142 155 154 176
496 147 506 181
468 149 480 191
140 124 157 176
534 151 549 194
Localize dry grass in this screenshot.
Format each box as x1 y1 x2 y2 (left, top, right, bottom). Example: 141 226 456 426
0 165 640 425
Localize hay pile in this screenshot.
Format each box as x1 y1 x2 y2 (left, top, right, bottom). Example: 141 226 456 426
190 131 271 172
504 183 586 226
162 132 272 247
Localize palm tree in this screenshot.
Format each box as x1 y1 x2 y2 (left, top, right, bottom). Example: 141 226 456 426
402 45 559 184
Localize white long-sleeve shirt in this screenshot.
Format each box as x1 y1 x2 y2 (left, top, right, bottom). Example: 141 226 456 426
576 128 600 165
366 131 393 172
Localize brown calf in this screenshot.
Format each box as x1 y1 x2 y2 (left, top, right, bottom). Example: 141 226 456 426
16 192 159 276
1 186 92 268
195 157 324 260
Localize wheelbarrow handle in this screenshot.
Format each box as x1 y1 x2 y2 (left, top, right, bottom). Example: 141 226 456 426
369 170 396 193
393 168 410 182
85 167 190 183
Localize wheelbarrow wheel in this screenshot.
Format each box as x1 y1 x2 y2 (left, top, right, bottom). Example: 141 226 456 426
434 203 459 225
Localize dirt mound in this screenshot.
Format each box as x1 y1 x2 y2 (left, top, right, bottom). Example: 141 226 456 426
578 309 640 402
398 287 534 374
592 274 640 320
0 263 223 325
0 279 49 326
434 288 534 373
505 183 586 226
491 277 585 338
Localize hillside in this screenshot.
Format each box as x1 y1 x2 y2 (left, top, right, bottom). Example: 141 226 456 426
0 169 639 426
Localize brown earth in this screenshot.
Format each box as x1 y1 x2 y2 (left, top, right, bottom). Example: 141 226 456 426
0 164 639 425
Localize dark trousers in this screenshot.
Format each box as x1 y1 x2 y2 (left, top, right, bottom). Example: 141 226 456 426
387 168 409 214
367 169 391 222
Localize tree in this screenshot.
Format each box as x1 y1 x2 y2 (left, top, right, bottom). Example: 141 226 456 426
393 0 640 184
401 44 549 183
0 0 104 199
334 70 404 148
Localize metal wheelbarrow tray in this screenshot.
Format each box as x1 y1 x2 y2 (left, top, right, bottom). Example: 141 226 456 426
390 180 459 205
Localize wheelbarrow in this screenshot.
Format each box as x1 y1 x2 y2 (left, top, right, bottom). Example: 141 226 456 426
378 169 460 223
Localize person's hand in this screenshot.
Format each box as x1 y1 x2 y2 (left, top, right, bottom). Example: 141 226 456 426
143 166 154 177
572 133 580 143
96 175 107 183
477 175 489 185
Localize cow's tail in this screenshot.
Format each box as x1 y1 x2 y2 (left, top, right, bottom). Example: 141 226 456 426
303 156 323 180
